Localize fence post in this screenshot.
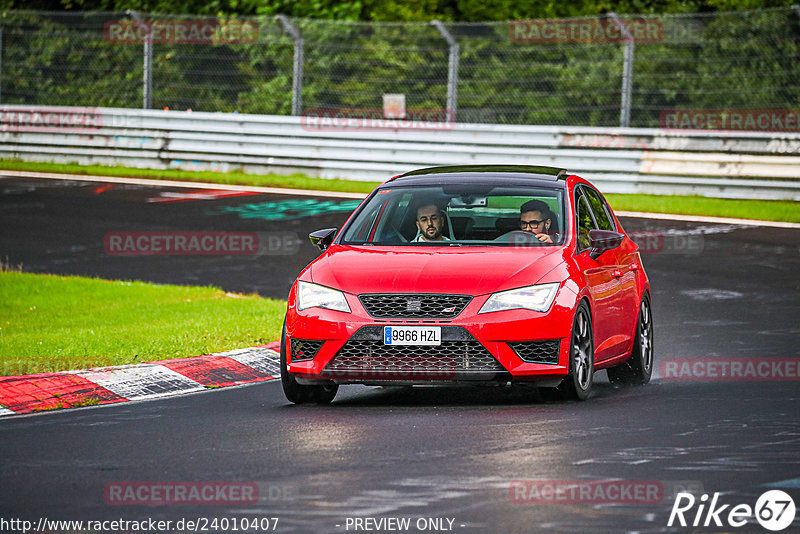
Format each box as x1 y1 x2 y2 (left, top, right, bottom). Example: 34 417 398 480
609 12 634 128
127 10 152 109
431 20 459 122
276 15 303 116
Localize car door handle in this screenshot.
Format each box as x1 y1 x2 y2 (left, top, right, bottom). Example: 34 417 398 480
628 263 640 271
612 270 623 278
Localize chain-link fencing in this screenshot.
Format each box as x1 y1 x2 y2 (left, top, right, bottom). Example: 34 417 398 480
0 8 798 128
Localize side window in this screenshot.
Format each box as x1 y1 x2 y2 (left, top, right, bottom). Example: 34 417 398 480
343 200 383 242
374 193 412 241
581 187 615 231
575 190 596 252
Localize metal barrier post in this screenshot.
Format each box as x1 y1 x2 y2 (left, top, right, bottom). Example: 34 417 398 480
431 20 459 122
609 13 634 128
127 10 152 109
276 15 303 116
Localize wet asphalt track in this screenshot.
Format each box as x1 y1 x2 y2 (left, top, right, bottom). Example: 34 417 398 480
1 175 799 533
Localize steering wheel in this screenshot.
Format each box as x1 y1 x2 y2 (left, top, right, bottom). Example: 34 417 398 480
495 230 547 246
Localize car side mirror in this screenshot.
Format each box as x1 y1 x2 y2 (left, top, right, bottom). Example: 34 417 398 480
309 228 338 251
588 229 624 259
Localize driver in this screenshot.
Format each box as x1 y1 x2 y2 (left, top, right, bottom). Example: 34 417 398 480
413 204 450 242
519 199 555 244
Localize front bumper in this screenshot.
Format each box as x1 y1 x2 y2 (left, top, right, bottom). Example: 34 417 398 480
286 288 575 386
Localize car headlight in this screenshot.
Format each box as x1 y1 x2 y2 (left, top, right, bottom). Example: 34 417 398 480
478 283 560 314
297 281 351 313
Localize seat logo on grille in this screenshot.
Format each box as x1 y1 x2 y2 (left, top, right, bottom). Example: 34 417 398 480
406 299 422 312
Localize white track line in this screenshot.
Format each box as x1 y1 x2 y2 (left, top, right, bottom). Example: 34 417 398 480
3 169 798 228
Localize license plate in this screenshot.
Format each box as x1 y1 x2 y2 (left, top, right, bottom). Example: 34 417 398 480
384 326 441 346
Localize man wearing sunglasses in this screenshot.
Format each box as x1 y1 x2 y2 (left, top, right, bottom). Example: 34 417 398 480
519 199 555 244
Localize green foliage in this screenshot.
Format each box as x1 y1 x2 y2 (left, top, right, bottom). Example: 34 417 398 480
1 7 798 126
1 12 141 106
2 0 797 19
605 193 800 222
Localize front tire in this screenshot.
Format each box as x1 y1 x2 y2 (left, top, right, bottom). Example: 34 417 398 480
559 301 594 401
280 321 338 404
607 294 653 386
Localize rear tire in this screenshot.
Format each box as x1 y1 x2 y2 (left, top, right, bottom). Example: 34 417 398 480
280 320 338 404
607 294 653 386
559 301 594 401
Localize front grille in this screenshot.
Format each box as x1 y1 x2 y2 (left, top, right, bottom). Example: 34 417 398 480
290 339 324 362
509 340 561 364
359 294 472 319
321 326 505 380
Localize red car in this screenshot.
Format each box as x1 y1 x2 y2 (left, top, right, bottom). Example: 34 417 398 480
281 165 653 403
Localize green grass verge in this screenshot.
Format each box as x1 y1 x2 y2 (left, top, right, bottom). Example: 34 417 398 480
1 159 797 222
0 271 286 376
605 194 800 223
0 159 380 194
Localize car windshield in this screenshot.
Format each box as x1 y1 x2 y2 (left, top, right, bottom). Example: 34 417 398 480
341 184 566 246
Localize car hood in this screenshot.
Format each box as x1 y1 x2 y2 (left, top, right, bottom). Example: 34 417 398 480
308 245 567 296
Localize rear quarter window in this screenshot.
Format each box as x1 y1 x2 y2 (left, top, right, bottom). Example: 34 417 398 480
581 186 615 232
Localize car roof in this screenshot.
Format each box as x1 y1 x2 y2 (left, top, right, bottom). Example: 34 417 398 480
388 165 568 188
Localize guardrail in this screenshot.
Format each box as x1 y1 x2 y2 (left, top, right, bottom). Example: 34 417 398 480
1 105 799 200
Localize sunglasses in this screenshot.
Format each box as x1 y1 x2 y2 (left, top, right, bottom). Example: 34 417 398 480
519 219 546 229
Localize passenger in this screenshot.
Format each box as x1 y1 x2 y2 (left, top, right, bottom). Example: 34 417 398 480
413 204 450 242
519 199 555 244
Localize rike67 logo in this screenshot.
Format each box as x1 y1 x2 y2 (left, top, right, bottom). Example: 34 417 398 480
669 490 796 531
